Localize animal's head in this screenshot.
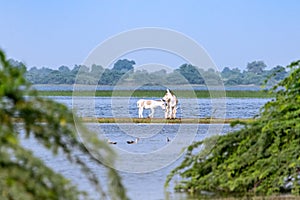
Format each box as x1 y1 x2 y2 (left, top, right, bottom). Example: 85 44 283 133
160 99 167 109
162 89 173 103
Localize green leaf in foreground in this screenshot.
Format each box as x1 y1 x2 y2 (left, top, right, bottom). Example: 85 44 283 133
165 60 300 197
0 49 128 200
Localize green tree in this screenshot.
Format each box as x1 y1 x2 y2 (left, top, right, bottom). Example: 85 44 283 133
242 71 264 85
99 69 124 85
148 69 168 85
246 61 267 75
131 69 151 85
8 58 26 71
176 64 204 84
221 67 233 79
166 60 300 197
269 65 288 81
26 67 54 84
90 64 104 78
58 65 71 73
112 59 135 73
203 68 223 85
221 67 243 85
0 50 127 200
166 71 188 85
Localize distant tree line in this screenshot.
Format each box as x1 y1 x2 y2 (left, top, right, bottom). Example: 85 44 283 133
8 59 288 86
221 61 288 85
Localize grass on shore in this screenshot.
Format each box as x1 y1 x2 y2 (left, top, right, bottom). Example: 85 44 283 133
37 90 275 98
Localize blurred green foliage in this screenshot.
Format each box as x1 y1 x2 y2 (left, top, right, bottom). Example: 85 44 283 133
0 50 128 200
166 60 300 197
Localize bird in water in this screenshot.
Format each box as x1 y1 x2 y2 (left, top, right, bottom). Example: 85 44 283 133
127 138 139 144
107 139 117 144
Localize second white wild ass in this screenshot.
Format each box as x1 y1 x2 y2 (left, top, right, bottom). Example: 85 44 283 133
137 99 166 118
162 89 178 119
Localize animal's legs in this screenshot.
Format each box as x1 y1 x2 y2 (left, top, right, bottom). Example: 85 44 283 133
149 108 154 118
138 107 144 118
165 106 169 119
171 107 177 119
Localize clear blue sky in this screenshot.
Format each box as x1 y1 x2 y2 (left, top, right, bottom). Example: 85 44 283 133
0 0 299 70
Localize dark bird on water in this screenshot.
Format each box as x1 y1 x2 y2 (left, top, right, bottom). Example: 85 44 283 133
107 139 117 144
127 138 139 144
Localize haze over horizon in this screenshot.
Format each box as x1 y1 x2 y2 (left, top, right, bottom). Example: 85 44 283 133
0 1 299 71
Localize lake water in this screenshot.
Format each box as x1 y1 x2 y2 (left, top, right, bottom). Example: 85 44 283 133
20 96 271 200
52 96 270 119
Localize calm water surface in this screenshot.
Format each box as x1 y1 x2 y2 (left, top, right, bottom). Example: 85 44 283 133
20 96 270 200
52 96 270 119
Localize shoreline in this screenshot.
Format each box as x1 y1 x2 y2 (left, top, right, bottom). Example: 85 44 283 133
36 90 275 98
80 117 254 124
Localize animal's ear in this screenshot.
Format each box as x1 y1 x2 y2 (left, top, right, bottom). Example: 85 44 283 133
166 89 170 93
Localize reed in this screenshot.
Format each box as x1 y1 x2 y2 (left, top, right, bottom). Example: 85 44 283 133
37 90 274 98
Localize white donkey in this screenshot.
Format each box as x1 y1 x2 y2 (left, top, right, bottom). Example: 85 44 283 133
137 99 166 118
162 89 178 119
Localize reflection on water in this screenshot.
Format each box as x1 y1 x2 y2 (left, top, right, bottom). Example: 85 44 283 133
19 96 270 200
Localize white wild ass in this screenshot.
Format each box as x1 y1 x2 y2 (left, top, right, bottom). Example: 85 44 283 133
162 89 178 119
137 99 166 118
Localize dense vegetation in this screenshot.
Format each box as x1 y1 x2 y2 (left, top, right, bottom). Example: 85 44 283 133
9 59 288 86
165 60 300 197
0 50 127 199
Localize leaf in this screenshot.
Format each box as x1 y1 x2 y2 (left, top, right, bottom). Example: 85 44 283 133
166 60 300 196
